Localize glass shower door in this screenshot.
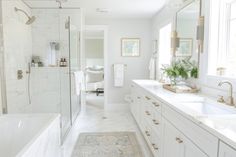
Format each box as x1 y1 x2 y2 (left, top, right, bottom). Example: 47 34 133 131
69 16 81 123
60 14 81 138
59 14 72 139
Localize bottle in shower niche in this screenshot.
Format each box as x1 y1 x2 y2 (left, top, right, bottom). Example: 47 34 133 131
60 58 67 67
60 58 63 67
31 60 35 67
63 58 67 67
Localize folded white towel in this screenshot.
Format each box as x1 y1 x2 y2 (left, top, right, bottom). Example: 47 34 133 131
149 57 156 80
74 71 85 95
114 64 125 87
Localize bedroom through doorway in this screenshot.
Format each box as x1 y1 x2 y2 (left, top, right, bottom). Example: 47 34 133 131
84 29 105 110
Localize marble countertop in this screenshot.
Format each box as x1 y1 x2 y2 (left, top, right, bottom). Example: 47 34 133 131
132 79 236 149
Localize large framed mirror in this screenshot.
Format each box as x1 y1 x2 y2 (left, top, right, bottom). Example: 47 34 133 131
174 0 202 77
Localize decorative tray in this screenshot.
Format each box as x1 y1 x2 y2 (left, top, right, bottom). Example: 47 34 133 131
163 84 199 93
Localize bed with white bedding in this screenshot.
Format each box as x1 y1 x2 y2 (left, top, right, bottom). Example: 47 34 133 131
85 66 104 94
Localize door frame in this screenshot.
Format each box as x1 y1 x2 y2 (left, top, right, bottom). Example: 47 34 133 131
84 25 108 109
0 0 7 114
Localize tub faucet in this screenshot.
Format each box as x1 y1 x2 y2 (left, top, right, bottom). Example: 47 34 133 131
218 80 235 106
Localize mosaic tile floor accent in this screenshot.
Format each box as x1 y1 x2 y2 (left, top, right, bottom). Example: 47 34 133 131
71 132 144 157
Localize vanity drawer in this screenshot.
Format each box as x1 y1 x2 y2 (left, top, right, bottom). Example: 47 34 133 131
150 111 162 135
163 105 218 157
143 93 162 113
142 119 161 157
142 119 152 142
150 131 162 157
143 105 152 117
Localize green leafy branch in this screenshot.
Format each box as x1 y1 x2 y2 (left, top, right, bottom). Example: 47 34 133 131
161 59 198 85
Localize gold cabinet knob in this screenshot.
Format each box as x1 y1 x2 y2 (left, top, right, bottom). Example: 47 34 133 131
152 119 160 125
152 143 159 150
152 102 160 107
145 111 151 116
145 131 151 136
145 96 151 100
176 137 183 143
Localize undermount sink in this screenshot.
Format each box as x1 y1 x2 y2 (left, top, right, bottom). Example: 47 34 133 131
197 116 236 134
178 99 236 116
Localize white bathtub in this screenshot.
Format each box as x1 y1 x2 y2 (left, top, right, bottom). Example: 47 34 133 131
0 114 61 157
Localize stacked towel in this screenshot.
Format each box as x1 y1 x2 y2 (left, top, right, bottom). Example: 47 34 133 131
113 64 125 87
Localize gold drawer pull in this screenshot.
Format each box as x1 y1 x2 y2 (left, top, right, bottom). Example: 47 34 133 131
152 144 159 150
176 137 183 143
145 131 151 136
152 102 160 107
152 119 160 125
145 96 151 100
145 111 151 116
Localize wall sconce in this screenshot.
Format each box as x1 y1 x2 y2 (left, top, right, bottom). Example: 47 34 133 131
171 30 179 56
197 16 204 53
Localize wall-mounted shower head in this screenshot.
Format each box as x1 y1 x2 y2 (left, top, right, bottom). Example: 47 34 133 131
56 0 68 9
14 7 36 25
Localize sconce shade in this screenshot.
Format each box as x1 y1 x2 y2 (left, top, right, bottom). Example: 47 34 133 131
197 16 204 53
171 30 179 56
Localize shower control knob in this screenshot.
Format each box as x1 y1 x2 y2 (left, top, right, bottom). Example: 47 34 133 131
17 70 23 80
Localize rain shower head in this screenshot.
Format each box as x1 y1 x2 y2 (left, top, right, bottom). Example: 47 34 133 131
14 7 36 25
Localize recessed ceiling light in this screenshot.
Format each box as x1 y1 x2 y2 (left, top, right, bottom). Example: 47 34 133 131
96 8 110 13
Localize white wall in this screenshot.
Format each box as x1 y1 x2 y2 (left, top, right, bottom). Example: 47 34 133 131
85 39 104 58
86 18 152 111
152 0 236 100
85 38 104 67
2 0 32 113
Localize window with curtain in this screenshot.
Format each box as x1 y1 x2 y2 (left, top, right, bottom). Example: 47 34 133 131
209 0 236 77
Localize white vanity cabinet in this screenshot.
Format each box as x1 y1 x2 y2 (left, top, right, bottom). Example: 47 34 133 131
130 82 221 157
130 85 142 124
219 142 236 157
130 84 163 157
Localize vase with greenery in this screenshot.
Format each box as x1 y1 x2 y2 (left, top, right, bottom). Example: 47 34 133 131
161 59 198 85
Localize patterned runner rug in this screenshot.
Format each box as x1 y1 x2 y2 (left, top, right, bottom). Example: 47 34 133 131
71 132 144 157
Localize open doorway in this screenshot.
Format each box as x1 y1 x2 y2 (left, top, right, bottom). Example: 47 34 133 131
84 26 107 110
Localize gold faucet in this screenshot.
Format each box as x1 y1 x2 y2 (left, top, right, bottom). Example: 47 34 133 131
218 80 235 106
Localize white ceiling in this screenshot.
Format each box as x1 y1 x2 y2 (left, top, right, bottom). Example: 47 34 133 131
23 0 167 19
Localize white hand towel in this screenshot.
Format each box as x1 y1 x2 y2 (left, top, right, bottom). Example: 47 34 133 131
114 64 125 87
74 71 85 95
149 58 156 80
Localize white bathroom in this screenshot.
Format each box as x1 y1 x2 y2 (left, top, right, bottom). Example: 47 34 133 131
1 0 236 157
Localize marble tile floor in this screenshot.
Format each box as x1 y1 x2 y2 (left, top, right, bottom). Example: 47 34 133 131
61 103 153 157
86 93 104 110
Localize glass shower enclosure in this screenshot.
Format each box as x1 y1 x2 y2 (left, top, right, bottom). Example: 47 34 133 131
0 2 82 141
